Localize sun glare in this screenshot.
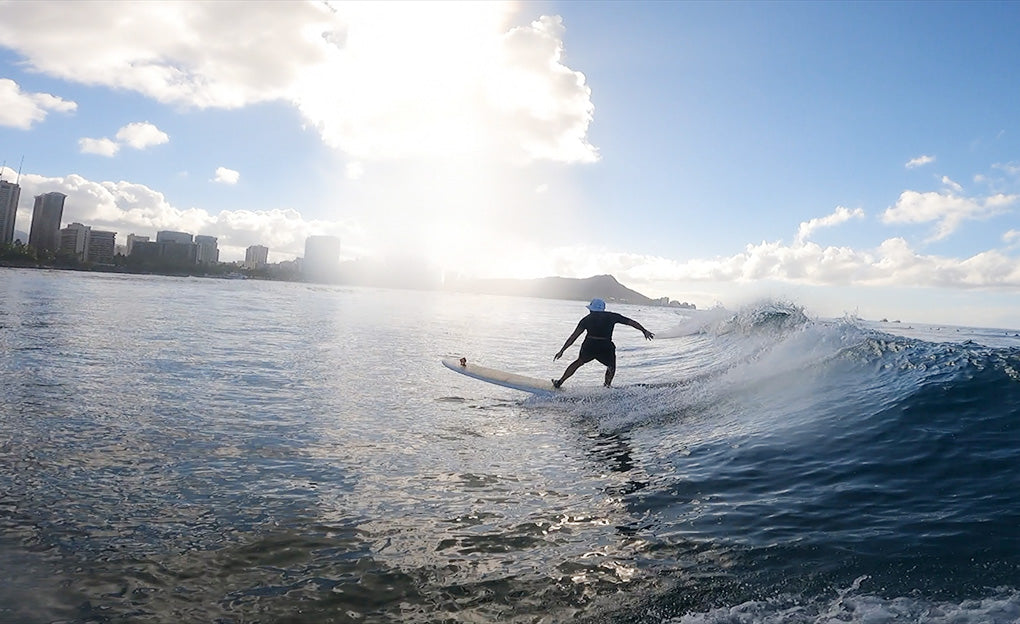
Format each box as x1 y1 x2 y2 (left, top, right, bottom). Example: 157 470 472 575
303 1 514 160
288 1 598 282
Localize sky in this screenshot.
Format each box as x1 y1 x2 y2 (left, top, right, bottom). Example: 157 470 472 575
1 0 1020 328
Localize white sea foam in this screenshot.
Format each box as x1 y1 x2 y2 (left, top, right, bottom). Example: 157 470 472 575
669 591 1020 619
666 584 1020 624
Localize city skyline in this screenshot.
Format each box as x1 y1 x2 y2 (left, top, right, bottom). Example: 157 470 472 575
0 167 328 272
1 174 290 267
4 199 331 279
3 2 1020 327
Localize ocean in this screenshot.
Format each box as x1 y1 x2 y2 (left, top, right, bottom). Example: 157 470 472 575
1 268 1019 623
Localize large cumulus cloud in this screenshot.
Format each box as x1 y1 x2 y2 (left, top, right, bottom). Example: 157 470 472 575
0 1 597 164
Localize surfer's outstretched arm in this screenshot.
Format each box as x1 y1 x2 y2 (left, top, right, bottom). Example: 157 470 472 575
554 323 585 360
624 317 654 340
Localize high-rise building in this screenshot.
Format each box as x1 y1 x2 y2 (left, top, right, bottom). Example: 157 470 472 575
194 235 219 265
156 230 193 244
58 223 116 264
132 239 195 265
28 192 66 253
87 230 116 264
245 244 269 269
152 230 196 265
59 222 90 261
126 233 149 255
0 178 21 246
303 235 340 282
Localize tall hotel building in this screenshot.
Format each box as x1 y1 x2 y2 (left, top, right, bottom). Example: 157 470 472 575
194 235 219 265
87 230 116 264
60 222 91 260
28 192 66 253
126 233 149 255
245 244 269 269
0 178 22 245
303 235 340 282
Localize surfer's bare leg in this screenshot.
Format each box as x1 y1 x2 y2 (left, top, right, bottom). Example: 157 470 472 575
554 358 586 388
604 366 615 387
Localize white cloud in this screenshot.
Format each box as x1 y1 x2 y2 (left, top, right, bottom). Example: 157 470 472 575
425 197 1020 292
881 190 1018 241
993 161 1020 177
115 122 169 149
78 137 119 157
509 203 1020 296
906 154 935 169
0 78 76 129
0 1 596 165
540 236 1020 294
80 122 169 156
213 167 240 185
297 7 596 163
794 205 864 245
941 176 963 192
345 162 364 180
0 2 324 108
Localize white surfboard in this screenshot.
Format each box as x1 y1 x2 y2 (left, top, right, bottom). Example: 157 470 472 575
441 356 559 396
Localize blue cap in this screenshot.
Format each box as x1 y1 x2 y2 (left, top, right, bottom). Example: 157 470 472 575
587 298 606 312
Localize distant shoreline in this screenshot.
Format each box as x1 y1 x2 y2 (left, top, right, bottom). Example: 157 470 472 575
0 262 695 309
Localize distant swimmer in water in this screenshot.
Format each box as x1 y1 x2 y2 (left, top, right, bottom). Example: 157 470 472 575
553 298 654 388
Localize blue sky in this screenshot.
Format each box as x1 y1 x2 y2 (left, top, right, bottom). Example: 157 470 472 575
2 1 1019 328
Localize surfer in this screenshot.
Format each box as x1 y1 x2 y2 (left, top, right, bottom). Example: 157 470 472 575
553 298 654 388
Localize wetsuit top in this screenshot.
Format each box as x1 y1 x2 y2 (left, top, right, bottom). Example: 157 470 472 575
578 311 629 342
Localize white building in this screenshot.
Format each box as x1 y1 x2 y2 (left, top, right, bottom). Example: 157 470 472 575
303 235 340 282
194 235 219 265
59 222 90 261
126 233 149 255
245 244 269 269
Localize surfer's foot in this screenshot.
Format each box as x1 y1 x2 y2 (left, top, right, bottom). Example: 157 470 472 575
552 379 562 389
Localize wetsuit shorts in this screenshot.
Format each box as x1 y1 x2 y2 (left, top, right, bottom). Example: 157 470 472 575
578 338 616 368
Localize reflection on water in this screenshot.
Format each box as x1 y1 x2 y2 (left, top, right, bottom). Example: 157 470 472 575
0 270 691 623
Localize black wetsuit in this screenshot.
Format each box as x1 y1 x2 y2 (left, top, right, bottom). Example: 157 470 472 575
576 311 629 368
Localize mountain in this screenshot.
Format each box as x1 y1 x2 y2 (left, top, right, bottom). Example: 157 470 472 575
443 274 694 308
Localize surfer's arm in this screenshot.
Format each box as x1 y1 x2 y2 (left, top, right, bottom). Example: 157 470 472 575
554 324 585 360
623 317 654 340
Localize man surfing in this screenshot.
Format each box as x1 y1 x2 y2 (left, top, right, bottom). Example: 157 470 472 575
553 298 654 388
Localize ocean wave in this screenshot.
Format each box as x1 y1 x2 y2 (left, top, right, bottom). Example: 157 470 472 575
537 298 1020 612
655 300 811 339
